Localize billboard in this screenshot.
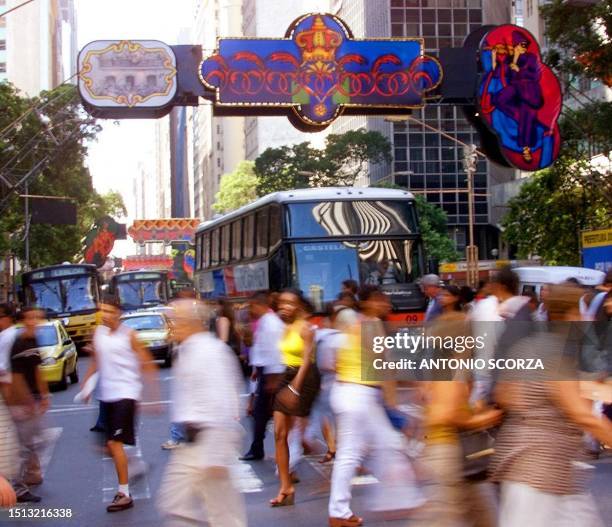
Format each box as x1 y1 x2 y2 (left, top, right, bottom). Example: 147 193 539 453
582 228 612 272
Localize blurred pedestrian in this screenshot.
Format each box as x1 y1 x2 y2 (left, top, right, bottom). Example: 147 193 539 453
491 282 612 527
157 299 245 527
81 294 158 513
269 289 319 507
8 307 49 503
328 286 424 527
240 291 285 461
422 274 442 322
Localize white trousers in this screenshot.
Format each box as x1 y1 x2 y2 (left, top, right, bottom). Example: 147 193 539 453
157 427 246 527
328 382 425 519
499 481 604 527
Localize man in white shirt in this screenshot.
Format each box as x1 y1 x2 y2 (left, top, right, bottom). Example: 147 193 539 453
81 295 157 513
0 304 18 387
240 291 285 461
158 299 245 527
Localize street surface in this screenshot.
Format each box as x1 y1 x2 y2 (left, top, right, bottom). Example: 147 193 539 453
5 357 612 527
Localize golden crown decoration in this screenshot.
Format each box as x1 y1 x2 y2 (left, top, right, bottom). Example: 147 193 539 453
295 15 343 63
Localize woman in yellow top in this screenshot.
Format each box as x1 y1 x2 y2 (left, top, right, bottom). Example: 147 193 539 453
269 289 320 507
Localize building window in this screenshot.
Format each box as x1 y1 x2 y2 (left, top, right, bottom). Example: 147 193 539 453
0 40 5 51
0 62 6 73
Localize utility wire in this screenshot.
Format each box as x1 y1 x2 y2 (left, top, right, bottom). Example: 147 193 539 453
0 0 36 18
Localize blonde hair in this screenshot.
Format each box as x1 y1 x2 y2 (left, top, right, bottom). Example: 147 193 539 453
544 282 583 319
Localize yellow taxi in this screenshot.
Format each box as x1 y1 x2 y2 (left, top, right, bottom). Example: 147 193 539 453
120 311 174 367
36 320 79 390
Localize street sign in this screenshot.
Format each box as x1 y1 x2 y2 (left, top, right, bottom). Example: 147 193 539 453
582 228 612 272
200 13 442 131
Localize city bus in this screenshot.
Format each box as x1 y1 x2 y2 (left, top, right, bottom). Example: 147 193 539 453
194 187 427 322
21 263 101 346
109 270 171 312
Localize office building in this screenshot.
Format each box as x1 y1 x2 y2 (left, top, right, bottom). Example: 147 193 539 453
2 0 77 95
332 0 514 258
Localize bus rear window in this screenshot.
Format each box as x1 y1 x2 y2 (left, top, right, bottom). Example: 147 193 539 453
285 200 417 237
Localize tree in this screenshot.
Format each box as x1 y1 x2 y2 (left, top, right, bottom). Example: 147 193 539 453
212 161 259 213
372 182 459 263
0 83 121 268
254 129 392 195
501 156 609 265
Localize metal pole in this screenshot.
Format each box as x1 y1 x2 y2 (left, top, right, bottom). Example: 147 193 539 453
463 144 479 288
24 180 30 271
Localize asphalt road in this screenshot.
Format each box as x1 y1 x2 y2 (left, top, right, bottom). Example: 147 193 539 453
3 357 611 526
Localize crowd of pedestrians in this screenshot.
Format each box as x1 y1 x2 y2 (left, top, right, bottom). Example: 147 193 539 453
0 266 610 527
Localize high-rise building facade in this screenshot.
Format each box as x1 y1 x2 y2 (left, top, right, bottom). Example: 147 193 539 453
334 0 514 258
2 0 77 95
192 0 245 220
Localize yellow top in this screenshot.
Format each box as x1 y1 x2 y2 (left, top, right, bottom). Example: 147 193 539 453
335 322 380 386
279 320 307 368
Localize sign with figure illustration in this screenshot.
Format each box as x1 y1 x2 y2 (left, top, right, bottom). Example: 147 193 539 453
476 25 562 171
200 13 442 130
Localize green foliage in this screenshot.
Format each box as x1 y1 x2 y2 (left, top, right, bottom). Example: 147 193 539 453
0 83 120 268
254 129 392 195
212 161 259 213
501 156 609 265
541 0 612 85
372 182 459 263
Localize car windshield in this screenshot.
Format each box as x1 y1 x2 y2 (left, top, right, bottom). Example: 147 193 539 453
35 326 58 347
122 315 165 331
27 276 96 315
291 239 422 310
117 280 166 308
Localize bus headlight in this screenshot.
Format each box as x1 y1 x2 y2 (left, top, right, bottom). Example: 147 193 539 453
62 318 70 326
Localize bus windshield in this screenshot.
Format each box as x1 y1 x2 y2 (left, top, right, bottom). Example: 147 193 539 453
117 280 166 309
27 276 97 315
286 200 417 237
291 239 421 308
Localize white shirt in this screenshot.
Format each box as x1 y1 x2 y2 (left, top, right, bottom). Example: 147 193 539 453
315 328 345 372
0 325 18 383
249 311 285 374
93 324 142 402
171 332 241 427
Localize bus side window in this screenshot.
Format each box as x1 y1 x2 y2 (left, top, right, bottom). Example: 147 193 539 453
221 224 231 263
269 205 281 251
256 208 269 257
211 229 220 267
243 214 255 259
202 233 210 269
231 220 242 262
196 235 203 270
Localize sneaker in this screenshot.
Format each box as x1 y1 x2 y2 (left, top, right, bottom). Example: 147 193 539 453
106 492 133 512
161 440 182 450
17 491 42 503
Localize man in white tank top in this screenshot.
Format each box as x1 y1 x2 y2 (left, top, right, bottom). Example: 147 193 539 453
81 295 158 513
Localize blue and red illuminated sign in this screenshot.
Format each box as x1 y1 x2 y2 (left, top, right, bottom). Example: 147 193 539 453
476 25 562 171
200 13 442 130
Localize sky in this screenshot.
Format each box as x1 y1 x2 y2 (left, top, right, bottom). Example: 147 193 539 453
75 0 195 255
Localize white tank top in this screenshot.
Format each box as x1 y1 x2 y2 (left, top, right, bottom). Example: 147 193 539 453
93 324 142 402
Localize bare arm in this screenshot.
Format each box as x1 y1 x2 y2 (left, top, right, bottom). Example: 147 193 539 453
289 323 313 393
130 332 159 402
548 380 612 446
80 344 98 390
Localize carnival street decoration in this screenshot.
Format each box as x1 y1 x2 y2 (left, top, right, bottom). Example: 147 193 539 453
200 13 442 130
476 25 562 171
83 216 124 268
77 14 563 172
78 40 178 117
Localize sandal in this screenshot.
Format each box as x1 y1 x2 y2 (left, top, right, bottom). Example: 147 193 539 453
269 491 295 507
329 515 363 527
318 450 336 464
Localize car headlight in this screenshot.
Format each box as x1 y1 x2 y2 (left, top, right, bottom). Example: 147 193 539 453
41 357 57 366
